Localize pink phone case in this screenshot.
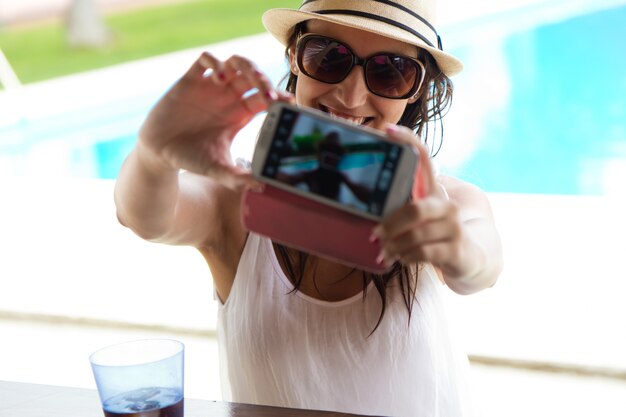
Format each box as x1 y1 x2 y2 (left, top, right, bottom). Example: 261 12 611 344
241 184 385 273
240 163 425 274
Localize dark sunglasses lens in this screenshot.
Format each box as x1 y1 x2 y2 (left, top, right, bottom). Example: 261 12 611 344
301 37 353 83
366 55 420 98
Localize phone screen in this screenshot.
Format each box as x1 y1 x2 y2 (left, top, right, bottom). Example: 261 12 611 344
261 107 404 216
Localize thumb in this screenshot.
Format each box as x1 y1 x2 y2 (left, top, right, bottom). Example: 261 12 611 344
385 124 440 199
205 163 264 192
412 140 439 198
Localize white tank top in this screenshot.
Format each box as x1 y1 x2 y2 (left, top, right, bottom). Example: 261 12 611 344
217 233 474 417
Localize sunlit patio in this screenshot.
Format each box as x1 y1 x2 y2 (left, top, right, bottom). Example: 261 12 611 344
1 1 626 415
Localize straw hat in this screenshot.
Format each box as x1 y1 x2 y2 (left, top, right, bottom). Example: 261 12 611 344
262 0 463 76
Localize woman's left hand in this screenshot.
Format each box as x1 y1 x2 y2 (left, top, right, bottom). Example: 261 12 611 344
371 125 502 294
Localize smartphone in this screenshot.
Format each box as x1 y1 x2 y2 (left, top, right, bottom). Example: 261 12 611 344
251 102 418 221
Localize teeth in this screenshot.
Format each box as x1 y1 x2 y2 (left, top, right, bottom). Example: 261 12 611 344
327 111 365 126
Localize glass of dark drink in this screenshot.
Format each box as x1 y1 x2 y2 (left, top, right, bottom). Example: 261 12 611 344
90 339 184 417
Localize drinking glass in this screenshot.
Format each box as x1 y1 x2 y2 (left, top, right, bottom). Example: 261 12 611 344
90 339 184 417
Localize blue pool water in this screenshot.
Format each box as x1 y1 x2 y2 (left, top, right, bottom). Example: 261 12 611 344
1 4 624 195
444 4 626 195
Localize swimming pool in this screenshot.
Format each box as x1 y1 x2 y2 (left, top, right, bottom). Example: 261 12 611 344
1 4 624 196
441 2 626 195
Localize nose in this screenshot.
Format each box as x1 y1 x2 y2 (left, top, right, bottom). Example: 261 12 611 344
334 66 369 109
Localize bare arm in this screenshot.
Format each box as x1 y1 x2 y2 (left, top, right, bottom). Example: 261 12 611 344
435 175 503 294
113 52 290 300
114 143 240 248
373 125 503 295
114 146 247 302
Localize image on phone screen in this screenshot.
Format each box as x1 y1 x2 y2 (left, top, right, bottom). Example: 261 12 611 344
261 108 403 216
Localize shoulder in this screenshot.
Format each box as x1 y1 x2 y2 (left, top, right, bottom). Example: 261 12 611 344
436 174 495 220
437 174 483 197
178 171 247 251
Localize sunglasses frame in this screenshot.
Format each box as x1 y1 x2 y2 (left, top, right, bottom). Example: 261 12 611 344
295 34 426 100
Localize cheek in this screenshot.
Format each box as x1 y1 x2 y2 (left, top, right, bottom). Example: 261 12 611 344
294 77 310 106
372 99 410 126
389 104 407 122
294 76 332 106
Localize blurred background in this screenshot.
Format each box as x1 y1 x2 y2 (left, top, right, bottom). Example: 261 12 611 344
1 0 625 416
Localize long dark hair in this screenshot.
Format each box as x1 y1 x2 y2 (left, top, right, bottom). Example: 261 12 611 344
277 22 454 333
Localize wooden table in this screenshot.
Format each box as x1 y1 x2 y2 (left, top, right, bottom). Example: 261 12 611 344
0 380 372 416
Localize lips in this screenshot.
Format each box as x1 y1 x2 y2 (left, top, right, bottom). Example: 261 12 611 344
320 105 374 126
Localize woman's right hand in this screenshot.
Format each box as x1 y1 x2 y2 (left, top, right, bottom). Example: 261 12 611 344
137 52 291 190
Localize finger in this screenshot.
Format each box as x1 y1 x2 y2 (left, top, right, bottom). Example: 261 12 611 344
222 55 277 101
375 203 420 242
382 219 458 259
242 91 272 115
384 124 419 147
220 55 250 81
251 68 279 101
385 124 442 198
413 140 440 198
376 236 425 268
382 238 454 268
374 197 449 241
411 241 453 266
229 74 258 97
185 52 222 80
392 243 427 266
203 163 264 192
233 171 266 193
276 90 296 104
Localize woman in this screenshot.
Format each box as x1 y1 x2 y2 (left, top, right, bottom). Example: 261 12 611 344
114 0 503 415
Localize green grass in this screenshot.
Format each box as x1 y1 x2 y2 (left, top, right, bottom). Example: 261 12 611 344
0 0 299 85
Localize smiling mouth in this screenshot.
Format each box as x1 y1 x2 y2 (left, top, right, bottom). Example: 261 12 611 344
320 105 374 126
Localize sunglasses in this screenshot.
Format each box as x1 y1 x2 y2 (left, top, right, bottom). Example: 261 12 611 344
295 34 426 100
